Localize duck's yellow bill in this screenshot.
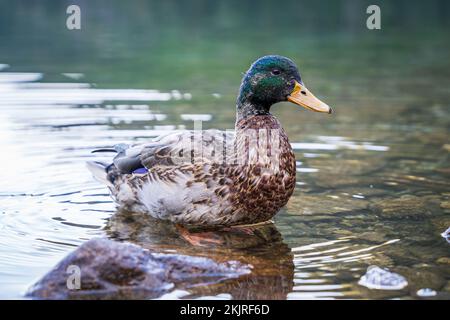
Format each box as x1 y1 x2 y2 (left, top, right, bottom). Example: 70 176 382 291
287 81 332 114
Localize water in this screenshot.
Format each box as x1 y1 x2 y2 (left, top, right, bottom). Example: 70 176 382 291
0 0 449 299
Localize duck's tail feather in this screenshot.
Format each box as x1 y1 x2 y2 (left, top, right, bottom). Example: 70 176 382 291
86 161 112 186
91 143 130 154
91 148 117 153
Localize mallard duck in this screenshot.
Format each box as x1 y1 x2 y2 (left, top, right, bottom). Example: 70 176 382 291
88 55 332 226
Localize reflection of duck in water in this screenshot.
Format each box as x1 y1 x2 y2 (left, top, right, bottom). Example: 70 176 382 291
106 210 294 299
89 55 332 227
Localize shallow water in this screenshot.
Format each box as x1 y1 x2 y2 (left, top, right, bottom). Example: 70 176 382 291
0 1 449 299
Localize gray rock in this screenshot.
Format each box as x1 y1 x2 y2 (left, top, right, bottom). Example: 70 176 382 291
358 266 408 290
26 238 251 299
416 288 437 297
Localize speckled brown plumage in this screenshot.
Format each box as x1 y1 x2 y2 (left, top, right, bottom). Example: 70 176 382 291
97 114 296 226
221 115 296 224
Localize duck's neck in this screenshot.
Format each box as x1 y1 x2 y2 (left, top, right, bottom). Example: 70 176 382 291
236 90 272 124
236 102 271 123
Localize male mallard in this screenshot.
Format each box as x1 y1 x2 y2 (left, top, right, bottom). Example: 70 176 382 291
88 55 332 226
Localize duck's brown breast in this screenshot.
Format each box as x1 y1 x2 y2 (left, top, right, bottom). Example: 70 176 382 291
225 115 296 224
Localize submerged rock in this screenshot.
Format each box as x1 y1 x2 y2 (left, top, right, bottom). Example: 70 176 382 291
307 158 386 189
369 195 440 220
27 238 251 299
440 201 450 210
436 257 450 265
286 193 367 216
395 266 446 294
358 266 408 290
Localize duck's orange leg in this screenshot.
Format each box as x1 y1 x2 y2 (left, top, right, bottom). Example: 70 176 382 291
176 224 224 247
229 225 256 235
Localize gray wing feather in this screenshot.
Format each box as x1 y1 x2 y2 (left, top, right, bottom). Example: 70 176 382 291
108 130 235 174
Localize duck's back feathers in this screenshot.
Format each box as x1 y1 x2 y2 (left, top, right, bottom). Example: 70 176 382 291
141 129 236 169
92 130 236 174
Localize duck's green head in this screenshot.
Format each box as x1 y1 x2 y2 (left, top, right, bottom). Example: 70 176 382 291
237 55 332 119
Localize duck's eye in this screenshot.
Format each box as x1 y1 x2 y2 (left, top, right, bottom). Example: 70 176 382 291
271 69 281 75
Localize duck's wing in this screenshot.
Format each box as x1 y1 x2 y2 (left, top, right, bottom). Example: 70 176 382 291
93 130 235 174
141 129 236 169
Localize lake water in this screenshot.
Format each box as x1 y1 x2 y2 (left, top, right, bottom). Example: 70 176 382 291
0 0 449 299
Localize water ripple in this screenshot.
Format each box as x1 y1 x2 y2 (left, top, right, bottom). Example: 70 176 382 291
289 237 401 299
